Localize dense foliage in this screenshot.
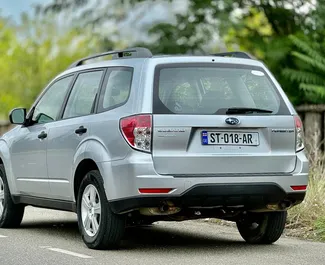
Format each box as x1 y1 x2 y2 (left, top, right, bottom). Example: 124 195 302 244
283 35 325 103
1 0 325 118
0 14 102 118
38 0 323 105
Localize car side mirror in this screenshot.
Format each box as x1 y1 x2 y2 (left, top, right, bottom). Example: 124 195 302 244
9 108 27 125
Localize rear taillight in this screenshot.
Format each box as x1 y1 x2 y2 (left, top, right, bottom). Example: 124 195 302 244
294 115 304 152
120 114 152 153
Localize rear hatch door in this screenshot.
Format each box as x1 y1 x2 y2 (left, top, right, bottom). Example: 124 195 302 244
151 63 296 175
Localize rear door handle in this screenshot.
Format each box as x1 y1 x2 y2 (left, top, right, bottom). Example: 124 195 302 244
38 131 47 139
75 126 87 135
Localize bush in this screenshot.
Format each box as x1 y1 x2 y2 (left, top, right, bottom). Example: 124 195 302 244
287 153 325 240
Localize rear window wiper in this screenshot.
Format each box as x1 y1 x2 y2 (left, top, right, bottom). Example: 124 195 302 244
226 107 273 114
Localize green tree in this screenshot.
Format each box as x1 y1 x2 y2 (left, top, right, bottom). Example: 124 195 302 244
0 14 102 118
39 0 315 53
283 35 325 104
38 0 321 105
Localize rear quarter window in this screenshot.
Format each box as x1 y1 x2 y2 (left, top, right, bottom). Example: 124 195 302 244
97 67 133 112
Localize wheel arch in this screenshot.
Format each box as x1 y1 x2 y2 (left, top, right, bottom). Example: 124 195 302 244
72 138 117 202
73 159 99 202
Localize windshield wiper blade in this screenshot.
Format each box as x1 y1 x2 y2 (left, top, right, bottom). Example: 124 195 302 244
226 107 273 114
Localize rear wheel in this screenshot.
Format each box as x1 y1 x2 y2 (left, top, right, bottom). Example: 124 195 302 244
0 165 25 228
77 170 126 249
236 211 287 244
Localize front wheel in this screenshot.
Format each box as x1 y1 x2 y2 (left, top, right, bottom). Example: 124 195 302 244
0 165 25 228
236 211 287 244
77 170 126 250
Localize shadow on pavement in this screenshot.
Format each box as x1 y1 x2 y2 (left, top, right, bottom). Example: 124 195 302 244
17 220 284 252
20 220 81 240
120 224 285 253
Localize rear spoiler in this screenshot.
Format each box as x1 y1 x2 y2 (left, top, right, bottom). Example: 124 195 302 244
211 51 255 60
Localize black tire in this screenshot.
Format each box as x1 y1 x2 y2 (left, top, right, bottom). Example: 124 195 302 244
236 211 287 244
0 165 25 228
77 170 126 250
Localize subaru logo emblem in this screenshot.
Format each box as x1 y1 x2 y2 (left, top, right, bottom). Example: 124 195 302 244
225 117 240 125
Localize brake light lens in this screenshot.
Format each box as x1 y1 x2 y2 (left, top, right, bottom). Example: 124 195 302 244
294 115 304 152
120 114 152 152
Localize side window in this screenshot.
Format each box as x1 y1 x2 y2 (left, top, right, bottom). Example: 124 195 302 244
98 68 133 112
32 75 73 124
63 70 104 119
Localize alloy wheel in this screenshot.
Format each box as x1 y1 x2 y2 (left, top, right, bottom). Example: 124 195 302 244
81 184 102 237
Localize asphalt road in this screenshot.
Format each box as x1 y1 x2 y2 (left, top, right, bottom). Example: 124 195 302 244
0 207 324 265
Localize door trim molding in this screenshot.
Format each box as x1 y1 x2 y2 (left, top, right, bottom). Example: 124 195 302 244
12 195 76 212
17 178 49 183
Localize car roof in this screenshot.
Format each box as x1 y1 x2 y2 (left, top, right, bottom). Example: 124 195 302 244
55 47 267 80
58 55 265 79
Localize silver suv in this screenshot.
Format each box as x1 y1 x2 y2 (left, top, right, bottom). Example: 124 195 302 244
0 48 309 249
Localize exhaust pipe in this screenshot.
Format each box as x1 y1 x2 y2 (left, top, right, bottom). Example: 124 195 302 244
160 204 169 212
266 200 292 211
279 200 292 210
140 202 181 216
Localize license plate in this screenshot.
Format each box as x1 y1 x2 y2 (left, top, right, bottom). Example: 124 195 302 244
201 131 259 146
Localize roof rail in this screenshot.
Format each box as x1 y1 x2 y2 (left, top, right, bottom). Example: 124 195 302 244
212 51 254 59
68 47 152 69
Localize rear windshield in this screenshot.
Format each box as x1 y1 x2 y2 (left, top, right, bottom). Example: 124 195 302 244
153 64 289 115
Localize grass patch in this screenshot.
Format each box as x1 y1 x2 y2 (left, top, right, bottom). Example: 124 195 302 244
287 155 325 241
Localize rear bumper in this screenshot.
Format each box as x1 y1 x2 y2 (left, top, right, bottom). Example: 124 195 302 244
109 183 305 214
98 150 309 214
